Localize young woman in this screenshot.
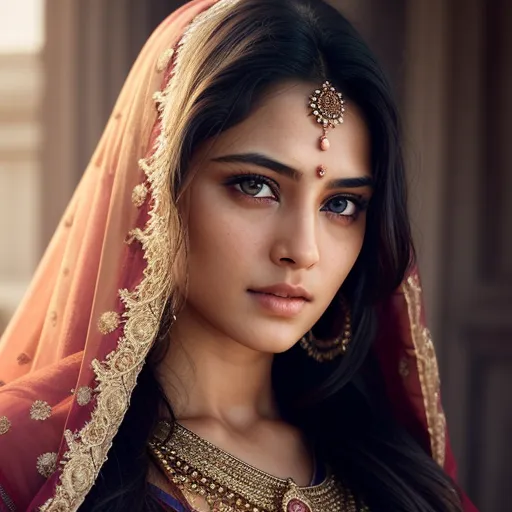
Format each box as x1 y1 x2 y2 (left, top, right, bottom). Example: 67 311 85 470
0 0 478 511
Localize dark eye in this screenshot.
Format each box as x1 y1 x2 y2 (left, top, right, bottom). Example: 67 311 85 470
235 177 275 198
240 179 264 196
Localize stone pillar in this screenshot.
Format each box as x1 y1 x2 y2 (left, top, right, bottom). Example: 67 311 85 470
41 0 178 248
403 0 449 337
0 53 42 331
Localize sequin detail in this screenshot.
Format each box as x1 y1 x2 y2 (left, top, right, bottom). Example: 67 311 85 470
0 416 11 435
30 400 52 421
17 353 31 365
0 482 16 511
398 357 410 378
131 184 149 208
97 311 120 335
76 387 93 406
37 452 58 478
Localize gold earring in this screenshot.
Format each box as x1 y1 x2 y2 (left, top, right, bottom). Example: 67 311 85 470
299 299 352 362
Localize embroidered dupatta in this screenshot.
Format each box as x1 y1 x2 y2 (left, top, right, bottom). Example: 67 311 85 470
0 1 477 510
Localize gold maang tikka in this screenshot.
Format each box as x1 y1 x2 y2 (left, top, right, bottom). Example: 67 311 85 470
309 81 346 151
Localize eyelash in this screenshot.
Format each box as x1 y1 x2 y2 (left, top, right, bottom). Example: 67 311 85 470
224 173 368 222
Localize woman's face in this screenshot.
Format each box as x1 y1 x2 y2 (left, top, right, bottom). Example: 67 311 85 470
180 81 372 355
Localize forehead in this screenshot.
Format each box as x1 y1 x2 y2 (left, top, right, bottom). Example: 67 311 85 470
205 81 372 177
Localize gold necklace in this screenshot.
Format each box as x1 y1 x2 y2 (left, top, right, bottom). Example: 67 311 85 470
148 420 368 512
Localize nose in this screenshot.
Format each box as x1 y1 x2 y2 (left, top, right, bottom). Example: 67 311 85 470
270 211 320 270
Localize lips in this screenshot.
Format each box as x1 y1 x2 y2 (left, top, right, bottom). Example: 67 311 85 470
249 284 312 302
248 284 312 318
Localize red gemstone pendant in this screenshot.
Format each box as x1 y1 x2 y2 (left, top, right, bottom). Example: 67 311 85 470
317 165 327 178
286 499 311 512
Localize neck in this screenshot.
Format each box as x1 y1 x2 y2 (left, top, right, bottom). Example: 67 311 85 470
155 305 279 430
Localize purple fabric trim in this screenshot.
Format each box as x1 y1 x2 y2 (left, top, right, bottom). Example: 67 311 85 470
148 484 191 511
148 461 326 511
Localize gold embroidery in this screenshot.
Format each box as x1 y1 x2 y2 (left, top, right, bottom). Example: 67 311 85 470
403 275 446 467
41 1 242 510
156 48 175 72
37 452 58 479
76 387 93 406
17 353 31 365
97 311 121 335
0 416 11 435
30 400 52 421
80 416 108 446
131 184 149 208
125 228 144 245
150 422 365 511
152 91 165 110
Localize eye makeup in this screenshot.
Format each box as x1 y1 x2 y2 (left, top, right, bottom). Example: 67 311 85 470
223 172 370 223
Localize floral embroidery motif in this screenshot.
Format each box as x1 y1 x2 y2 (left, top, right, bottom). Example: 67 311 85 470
75 387 93 406
97 311 121 335
36 452 57 478
30 400 52 421
17 353 31 365
131 184 149 208
0 416 11 435
37 452 58 479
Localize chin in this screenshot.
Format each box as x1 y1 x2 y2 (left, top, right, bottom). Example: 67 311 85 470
237 328 302 355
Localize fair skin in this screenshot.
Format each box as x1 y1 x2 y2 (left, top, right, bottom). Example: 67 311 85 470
150 81 372 505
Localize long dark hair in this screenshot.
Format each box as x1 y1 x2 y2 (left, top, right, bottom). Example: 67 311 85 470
82 0 462 510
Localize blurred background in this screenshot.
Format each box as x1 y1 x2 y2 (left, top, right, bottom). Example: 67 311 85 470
0 0 510 509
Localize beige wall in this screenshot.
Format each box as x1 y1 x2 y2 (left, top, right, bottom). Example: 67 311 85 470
0 0 44 330
0 54 43 331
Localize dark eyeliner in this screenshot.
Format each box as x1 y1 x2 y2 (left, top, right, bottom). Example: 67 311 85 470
223 173 280 197
323 193 369 211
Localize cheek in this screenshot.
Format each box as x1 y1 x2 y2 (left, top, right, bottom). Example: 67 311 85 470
185 185 265 288
322 221 366 289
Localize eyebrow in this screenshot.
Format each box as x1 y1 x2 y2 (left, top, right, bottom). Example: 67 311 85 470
211 152 373 189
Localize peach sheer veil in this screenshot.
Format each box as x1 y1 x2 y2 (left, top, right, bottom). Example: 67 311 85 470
0 0 475 511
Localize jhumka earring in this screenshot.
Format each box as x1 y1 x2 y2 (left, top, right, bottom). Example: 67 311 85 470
300 297 352 362
309 81 346 151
